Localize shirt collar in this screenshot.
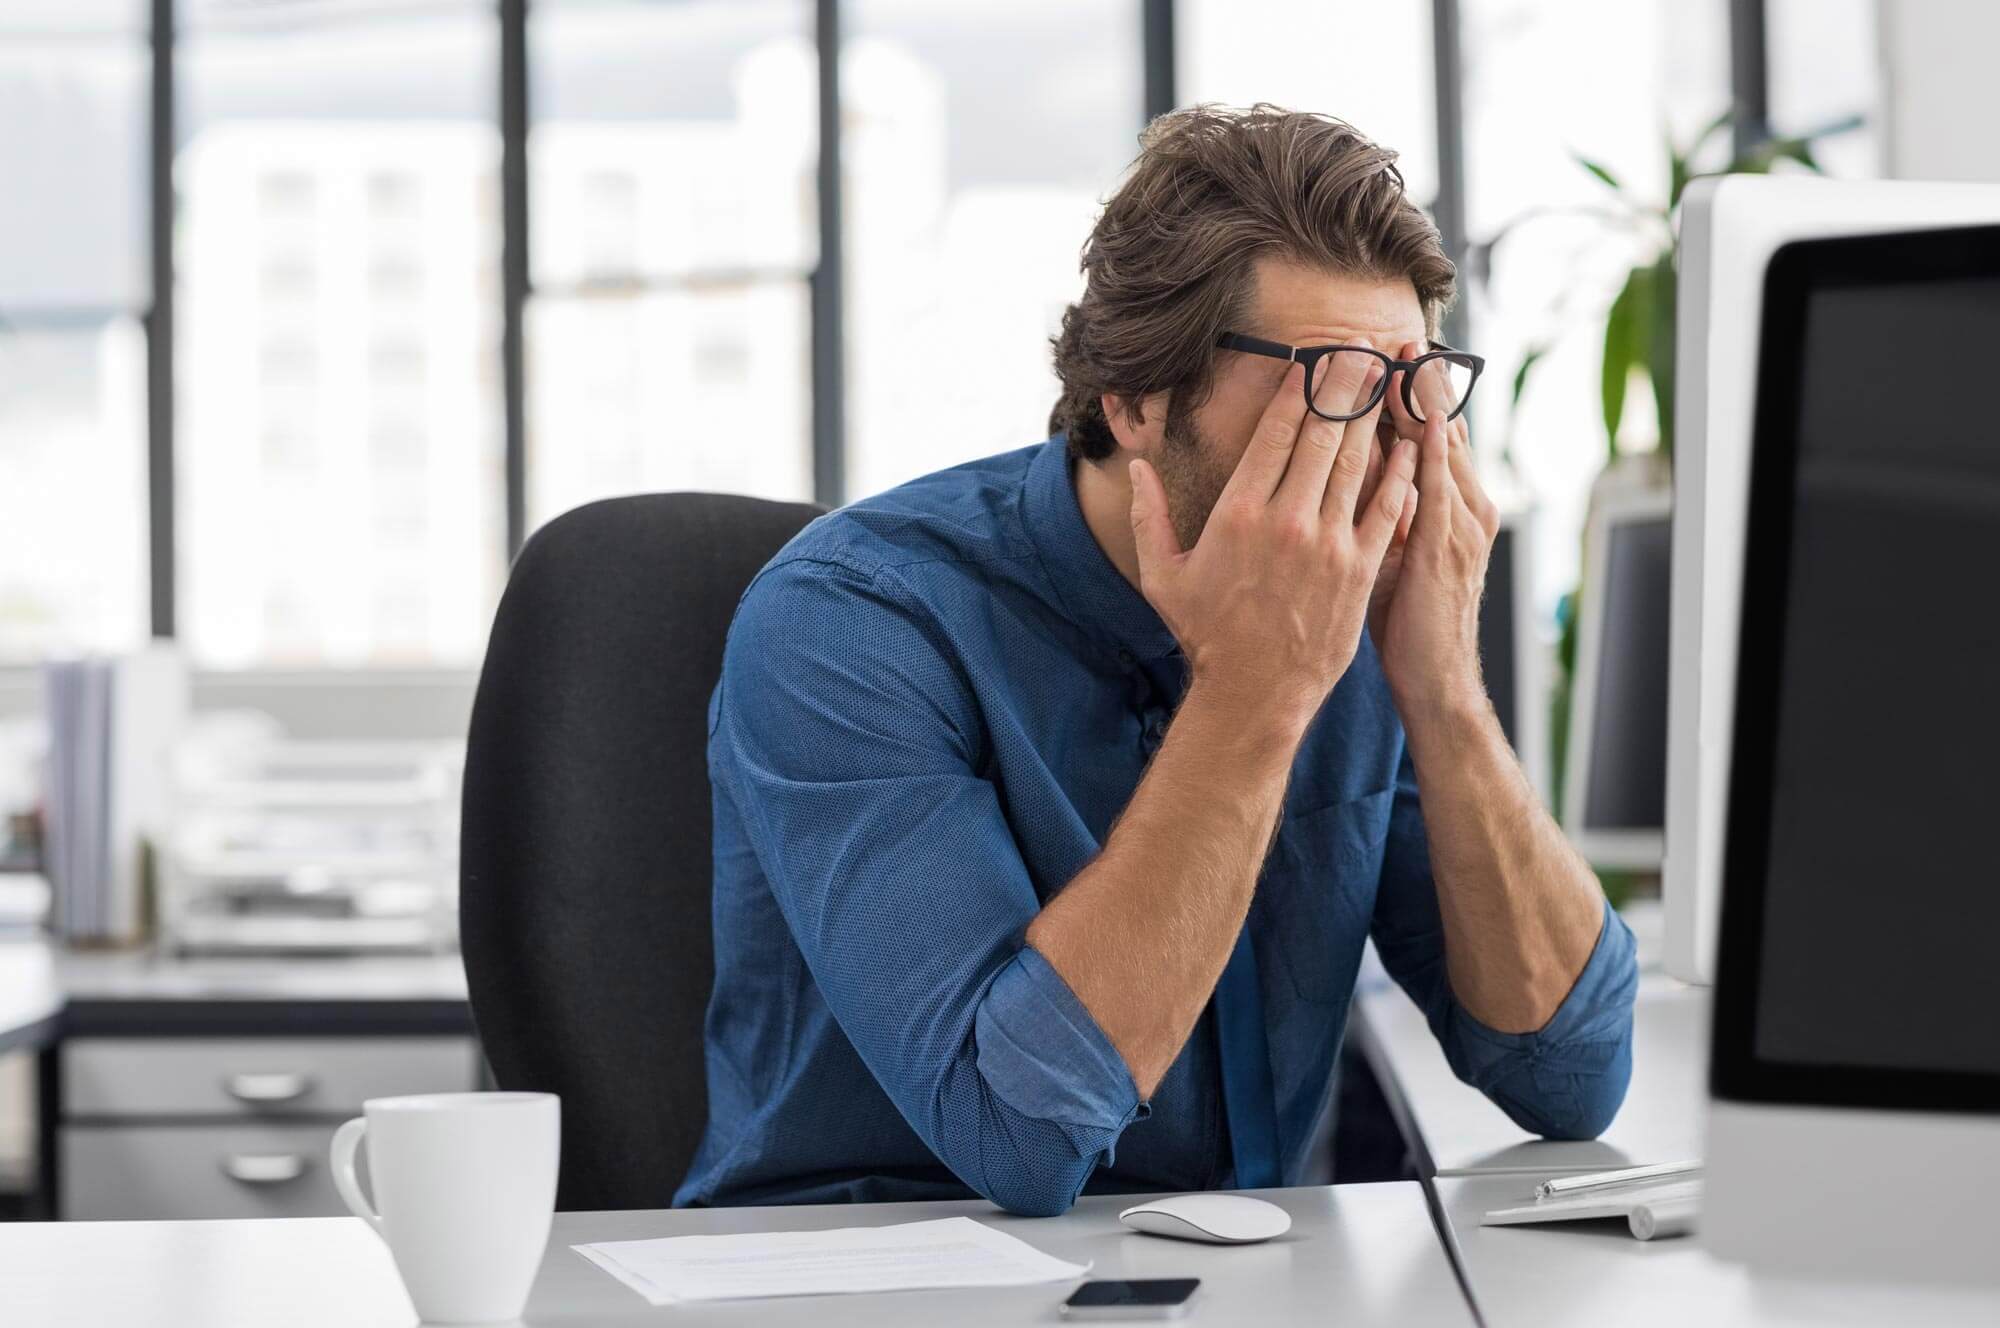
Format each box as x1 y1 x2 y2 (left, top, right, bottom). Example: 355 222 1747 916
1023 436 1181 663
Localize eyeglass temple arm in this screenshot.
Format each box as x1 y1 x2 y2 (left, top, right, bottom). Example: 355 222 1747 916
1214 332 1298 359
1219 331 1482 374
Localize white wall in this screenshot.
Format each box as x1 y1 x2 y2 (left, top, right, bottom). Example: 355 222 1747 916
1879 0 2000 180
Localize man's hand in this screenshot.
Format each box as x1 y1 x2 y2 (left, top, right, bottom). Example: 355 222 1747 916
1347 346 1605 1037
1370 341 1502 725
1128 353 1418 734
1034 352 1416 1098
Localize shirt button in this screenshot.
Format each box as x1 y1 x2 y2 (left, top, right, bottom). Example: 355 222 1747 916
1116 648 1137 672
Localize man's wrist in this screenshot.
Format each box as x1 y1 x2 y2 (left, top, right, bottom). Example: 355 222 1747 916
1179 674 1317 757
1393 679 1499 752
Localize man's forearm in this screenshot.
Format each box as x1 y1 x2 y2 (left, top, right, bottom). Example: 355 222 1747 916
1399 697 1607 1033
1025 680 1303 1098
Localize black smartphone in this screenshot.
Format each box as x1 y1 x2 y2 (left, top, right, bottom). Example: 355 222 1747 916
1060 1278 1201 1320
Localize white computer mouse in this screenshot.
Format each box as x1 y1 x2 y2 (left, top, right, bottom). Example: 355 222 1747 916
1118 1193 1292 1244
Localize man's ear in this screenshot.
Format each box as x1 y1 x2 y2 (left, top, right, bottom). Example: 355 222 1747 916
1100 389 1170 457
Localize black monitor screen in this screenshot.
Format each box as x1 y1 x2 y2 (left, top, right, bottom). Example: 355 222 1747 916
1481 525 1519 751
1721 231 2000 1102
1583 515 1671 831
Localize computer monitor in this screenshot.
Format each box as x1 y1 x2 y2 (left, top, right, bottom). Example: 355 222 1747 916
1561 486 1669 870
1665 175 2000 985
1701 219 2000 1285
1479 508 1549 805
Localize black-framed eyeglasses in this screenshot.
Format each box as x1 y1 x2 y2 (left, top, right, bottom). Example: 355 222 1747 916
1214 332 1485 424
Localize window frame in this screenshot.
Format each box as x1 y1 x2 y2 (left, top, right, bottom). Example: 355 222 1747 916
106 0 1693 667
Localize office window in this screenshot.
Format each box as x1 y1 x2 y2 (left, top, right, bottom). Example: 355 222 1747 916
368 254 424 304
1179 0 1438 206
261 419 315 473
526 0 815 528
1768 0 1881 178
1461 0 1730 614
368 169 422 221
0 3 149 312
0 3 151 659
259 169 318 218
176 1 506 668
840 0 1142 501
0 322 150 659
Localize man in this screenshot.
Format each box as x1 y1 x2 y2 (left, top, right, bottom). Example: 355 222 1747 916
676 105 1636 1217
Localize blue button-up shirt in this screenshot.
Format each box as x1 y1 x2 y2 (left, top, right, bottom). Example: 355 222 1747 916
676 438 1638 1217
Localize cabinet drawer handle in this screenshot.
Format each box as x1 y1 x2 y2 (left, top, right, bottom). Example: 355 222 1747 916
224 1072 314 1103
221 1153 308 1185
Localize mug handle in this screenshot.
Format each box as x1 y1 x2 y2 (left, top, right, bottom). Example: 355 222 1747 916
330 1117 385 1238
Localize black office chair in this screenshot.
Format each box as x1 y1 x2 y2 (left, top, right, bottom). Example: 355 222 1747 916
460 492 821 1211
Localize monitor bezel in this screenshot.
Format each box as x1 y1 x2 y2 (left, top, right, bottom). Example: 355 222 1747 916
1562 484 1671 870
1710 221 2000 1113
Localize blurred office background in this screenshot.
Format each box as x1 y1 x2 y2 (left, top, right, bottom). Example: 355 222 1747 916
0 0 1896 673
0 0 1986 1218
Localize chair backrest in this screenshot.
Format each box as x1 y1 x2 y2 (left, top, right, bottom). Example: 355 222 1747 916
460 491 821 1211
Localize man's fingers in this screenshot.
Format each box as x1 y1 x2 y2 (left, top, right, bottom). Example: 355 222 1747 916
1442 423 1478 498
1444 418 1501 535
1410 349 1457 424
1358 438 1419 558
1414 412 1455 540
1128 458 1184 578
1279 355 1380 514
1353 420 1386 527
1323 368 1388 521
1375 412 1400 456
1385 339 1464 442
1384 340 1425 440
1221 361 1310 505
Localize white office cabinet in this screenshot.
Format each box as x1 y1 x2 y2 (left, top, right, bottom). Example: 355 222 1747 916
59 1035 478 1220
62 1122 349 1221
64 1036 476 1117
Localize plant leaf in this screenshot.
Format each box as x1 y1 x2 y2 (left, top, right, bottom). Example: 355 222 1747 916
1690 106 1737 158
1574 154 1623 192
1764 135 1817 169
1649 253 1677 458
1800 111 1865 140
1721 109 1855 178
1510 343 1550 408
1601 266 1650 461
1732 133 1820 176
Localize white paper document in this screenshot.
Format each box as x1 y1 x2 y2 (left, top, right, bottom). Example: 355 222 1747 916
574 1216 1092 1305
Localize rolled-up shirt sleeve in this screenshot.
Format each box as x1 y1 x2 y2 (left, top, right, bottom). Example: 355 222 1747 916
1369 748 1640 1140
712 557 1143 1216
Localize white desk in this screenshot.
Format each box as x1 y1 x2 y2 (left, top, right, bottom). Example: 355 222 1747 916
0 940 63 1055
0 1183 1473 1327
11 913 1989 1324
1360 911 2000 1326
1356 969 1708 1176
52 946 468 1008
0 938 467 1046
1436 1175 2000 1328
0 936 473 1220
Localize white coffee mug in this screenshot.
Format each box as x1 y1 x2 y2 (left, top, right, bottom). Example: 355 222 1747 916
331 1091 560 1325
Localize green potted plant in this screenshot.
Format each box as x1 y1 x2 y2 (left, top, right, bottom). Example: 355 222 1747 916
1472 110 1855 893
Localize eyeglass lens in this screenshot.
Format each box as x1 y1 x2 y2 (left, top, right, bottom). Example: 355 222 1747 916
1305 349 1473 422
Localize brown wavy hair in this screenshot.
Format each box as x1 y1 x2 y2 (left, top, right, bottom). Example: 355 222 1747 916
1050 104 1457 463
